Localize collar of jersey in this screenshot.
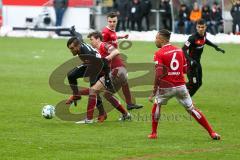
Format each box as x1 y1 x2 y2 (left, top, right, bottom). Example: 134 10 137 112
162 43 171 48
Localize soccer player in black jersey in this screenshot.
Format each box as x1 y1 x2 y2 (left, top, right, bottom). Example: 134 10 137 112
65 35 112 121
182 19 225 97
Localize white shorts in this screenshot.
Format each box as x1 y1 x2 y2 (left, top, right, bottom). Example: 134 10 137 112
155 85 193 109
100 66 128 93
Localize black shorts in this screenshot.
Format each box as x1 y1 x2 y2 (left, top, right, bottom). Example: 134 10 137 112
68 64 102 86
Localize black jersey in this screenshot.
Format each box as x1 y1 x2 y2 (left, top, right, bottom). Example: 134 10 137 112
182 32 217 63
76 42 111 86
78 42 102 63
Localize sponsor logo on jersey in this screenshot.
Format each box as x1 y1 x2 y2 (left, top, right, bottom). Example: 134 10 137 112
196 45 204 49
195 38 205 45
168 72 180 75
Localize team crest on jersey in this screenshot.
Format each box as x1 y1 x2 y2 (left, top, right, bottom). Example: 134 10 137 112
195 38 205 45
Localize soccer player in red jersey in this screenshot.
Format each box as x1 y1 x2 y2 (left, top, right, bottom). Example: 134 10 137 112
102 12 143 110
102 12 129 48
148 29 220 140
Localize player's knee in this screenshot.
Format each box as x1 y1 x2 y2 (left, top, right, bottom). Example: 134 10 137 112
156 114 161 120
186 104 195 113
153 114 161 121
67 72 76 82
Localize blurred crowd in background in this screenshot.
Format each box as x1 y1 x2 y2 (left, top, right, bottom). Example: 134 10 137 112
0 0 240 35
100 0 240 35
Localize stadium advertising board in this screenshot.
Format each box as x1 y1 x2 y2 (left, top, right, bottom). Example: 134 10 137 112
2 0 93 7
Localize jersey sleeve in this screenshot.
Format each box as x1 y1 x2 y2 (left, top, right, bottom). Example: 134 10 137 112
206 38 217 48
152 52 164 95
153 52 163 65
182 52 187 73
184 36 195 48
153 52 158 65
182 36 194 61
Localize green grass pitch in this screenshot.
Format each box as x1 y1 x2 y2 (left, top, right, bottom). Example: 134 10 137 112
0 37 240 160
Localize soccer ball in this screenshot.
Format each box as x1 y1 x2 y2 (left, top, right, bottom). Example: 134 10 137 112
42 105 55 119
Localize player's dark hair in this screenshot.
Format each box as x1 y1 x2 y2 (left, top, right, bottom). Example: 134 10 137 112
107 12 118 18
158 29 171 41
196 19 206 25
67 37 80 48
87 31 103 41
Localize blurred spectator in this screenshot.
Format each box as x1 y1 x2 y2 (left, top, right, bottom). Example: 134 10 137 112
160 0 172 31
126 0 132 30
53 0 68 26
210 2 223 34
189 2 202 33
129 0 142 31
174 4 190 34
231 0 240 34
96 0 101 6
141 0 152 31
114 0 129 31
202 5 212 33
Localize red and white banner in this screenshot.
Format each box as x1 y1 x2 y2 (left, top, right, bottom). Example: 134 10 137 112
2 0 93 7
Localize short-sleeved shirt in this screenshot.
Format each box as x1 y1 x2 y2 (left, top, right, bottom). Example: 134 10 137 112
154 44 187 88
102 26 118 48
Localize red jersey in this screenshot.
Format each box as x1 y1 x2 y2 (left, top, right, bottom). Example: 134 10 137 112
153 44 187 88
102 26 118 48
98 42 124 69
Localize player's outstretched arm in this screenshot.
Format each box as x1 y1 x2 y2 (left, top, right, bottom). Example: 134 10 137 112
206 39 225 54
117 34 129 39
215 46 225 54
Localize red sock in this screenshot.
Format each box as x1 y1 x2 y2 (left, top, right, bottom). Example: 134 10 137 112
79 88 89 95
152 103 161 134
122 83 132 105
191 108 214 135
105 93 127 114
86 94 96 120
116 105 127 114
